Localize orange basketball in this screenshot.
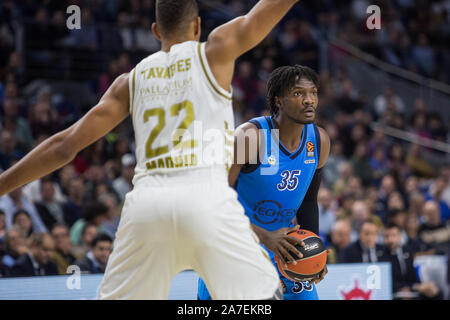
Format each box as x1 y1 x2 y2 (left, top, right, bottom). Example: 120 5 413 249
274 229 327 282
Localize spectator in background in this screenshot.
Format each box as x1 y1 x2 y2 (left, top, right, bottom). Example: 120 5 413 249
0 130 24 171
351 142 373 187
112 153 135 202
383 223 419 295
99 193 120 240
62 177 86 227
418 201 449 255
58 164 77 197
375 174 397 222
406 144 435 178
72 222 98 259
369 146 389 186
51 224 78 275
339 218 389 263
1 226 28 270
0 187 47 233
34 178 65 231
425 176 450 222
12 209 34 238
10 232 58 277
411 33 435 77
373 86 405 118
70 202 108 246
386 209 409 246
0 209 5 252
0 97 34 152
323 139 346 189
74 233 112 274
327 218 352 264
318 188 336 238
349 200 383 242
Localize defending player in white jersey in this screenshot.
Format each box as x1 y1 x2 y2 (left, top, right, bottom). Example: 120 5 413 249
0 0 301 299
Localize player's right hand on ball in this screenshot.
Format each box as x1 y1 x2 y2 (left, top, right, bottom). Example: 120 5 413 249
264 225 305 266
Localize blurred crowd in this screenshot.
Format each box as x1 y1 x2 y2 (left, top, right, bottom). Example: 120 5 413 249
0 0 449 300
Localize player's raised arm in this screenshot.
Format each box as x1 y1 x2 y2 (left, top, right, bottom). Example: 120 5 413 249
0 73 130 196
206 0 300 63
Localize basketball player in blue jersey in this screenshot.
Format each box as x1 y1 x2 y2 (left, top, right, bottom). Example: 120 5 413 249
198 65 330 300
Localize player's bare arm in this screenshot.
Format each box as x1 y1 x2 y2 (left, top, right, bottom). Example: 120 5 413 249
205 0 300 90
228 121 305 265
0 73 130 196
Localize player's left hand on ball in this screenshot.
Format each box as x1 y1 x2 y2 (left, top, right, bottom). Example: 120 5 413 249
313 252 329 284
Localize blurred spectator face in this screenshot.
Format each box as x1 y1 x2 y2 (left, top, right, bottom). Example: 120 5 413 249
409 192 425 212
390 144 404 161
85 165 105 184
2 98 19 118
351 200 370 223
318 188 332 209
405 176 419 194
51 225 71 254
13 211 33 236
346 176 362 196
5 228 26 255
381 175 395 194
388 192 405 211
354 142 368 159
40 181 55 203
331 140 343 157
383 226 401 251
351 125 366 142
81 225 98 247
31 234 55 266
92 240 112 266
422 201 441 226
373 147 385 162
431 177 447 197
0 130 16 154
9 187 22 202
388 210 407 230
338 162 353 180
69 178 85 202
359 222 379 249
405 214 420 238
331 219 351 250
414 98 427 113
60 164 76 190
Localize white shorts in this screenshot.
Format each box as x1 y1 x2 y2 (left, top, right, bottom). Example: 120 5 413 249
97 167 280 300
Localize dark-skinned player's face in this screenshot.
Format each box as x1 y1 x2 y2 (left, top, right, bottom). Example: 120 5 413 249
276 77 318 124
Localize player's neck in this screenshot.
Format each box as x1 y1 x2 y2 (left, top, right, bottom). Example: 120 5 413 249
160 36 196 52
272 115 304 153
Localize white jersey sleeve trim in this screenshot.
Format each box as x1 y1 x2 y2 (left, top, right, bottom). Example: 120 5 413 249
198 42 232 101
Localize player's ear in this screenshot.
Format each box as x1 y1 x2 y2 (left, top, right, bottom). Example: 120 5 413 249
152 22 162 41
194 16 201 40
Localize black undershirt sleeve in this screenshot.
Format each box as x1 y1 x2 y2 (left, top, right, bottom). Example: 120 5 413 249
296 168 322 235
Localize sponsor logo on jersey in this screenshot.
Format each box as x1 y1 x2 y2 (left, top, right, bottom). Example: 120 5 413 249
304 159 316 164
252 200 296 225
306 141 315 158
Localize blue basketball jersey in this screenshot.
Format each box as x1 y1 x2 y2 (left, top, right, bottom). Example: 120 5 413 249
197 116 321 300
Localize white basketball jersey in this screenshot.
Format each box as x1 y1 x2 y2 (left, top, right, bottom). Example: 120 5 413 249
128 41 234 184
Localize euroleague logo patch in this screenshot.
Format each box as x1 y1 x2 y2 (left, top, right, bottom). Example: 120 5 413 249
306 141 315 158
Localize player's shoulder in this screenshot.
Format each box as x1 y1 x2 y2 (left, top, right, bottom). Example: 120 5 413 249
314 125 330 169
315 125 330 146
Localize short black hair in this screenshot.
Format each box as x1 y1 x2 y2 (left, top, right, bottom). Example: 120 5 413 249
13 209 31 224
82 202 109 223
91 233 112 248
156 0 199 36
385 222 401 231
267 64 319 117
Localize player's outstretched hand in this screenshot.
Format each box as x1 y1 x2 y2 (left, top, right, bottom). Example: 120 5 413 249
263 225 305 266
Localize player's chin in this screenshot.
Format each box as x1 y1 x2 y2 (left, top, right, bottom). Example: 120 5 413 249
296 116 315 124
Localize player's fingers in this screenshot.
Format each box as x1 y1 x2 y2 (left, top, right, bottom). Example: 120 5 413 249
277 244 297 265
285 235 305 247
286 225 300 234
281 239 303 260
